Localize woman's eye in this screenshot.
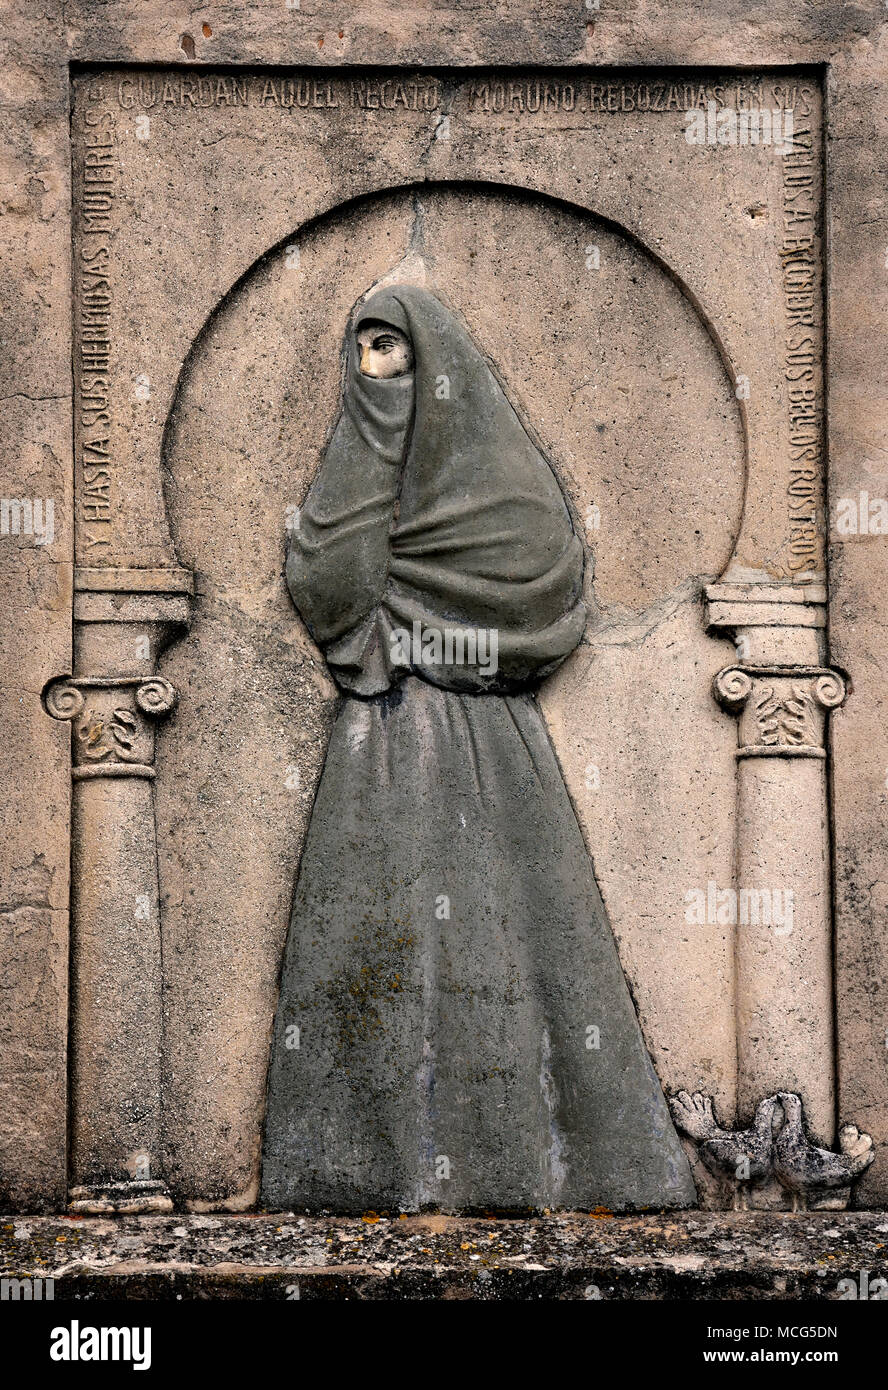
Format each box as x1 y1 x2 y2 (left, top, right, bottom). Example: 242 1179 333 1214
373 337 395 352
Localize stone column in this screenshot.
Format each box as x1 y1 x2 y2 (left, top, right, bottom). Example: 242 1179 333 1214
44 569 191 1213
707 582 845 1146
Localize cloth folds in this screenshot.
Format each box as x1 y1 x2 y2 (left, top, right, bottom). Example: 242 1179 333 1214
261 285 695 1212
286 285 587 695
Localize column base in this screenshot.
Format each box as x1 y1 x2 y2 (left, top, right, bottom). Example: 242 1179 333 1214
68 1180 174 1215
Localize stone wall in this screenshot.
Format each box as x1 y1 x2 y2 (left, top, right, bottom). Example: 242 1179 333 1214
2 0 888 1214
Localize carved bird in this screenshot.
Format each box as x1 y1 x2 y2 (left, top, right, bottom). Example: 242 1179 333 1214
669 1091 779 1209
773 1092 874 1211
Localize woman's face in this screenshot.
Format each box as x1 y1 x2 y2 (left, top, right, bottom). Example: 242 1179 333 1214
356 322 413 378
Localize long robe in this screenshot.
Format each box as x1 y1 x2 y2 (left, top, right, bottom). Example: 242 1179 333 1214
261 285 695 1212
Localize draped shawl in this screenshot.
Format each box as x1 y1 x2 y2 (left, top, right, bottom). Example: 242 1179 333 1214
287 285 587 694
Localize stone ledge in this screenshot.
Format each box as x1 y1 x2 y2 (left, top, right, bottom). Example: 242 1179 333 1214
3 1211 888 1300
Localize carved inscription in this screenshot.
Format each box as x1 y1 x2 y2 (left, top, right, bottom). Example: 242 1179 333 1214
469 79 813 115
112 74 815 118
781 121 822 577
76 81 118 556
115 74 442 111
76 67 823 587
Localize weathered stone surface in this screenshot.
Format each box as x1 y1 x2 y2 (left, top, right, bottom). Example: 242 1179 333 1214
827 29 888 1209
157 171 745 1203
0 0 72 1213
3 1211 888 1300
2 0 888 1226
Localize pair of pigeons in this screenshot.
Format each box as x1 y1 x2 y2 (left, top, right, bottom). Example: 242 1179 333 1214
670 1089 874 1210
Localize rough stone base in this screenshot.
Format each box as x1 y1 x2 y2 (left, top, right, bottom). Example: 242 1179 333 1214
4 1211 888 1300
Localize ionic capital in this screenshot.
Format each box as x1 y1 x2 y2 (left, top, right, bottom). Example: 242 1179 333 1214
43 674 178 778
713 665 847 758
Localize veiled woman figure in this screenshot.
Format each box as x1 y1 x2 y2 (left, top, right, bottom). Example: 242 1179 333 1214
261 284 695 1213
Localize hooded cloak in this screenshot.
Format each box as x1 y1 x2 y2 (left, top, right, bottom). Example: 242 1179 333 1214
261 285 695 1213
287 285 587 695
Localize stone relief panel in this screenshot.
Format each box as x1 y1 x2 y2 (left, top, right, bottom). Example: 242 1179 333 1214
160 185 743 1204
60 65 844 1211
71 68 821 580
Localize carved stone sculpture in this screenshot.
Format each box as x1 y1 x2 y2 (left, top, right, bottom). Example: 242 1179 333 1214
773 1092 874 1211
669 1091 780 1209
261 284 696 1213
708 612 848 1149
43 573 192 1212
671 1089 874 1211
